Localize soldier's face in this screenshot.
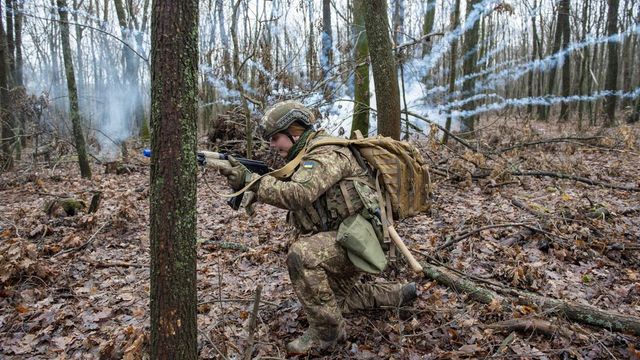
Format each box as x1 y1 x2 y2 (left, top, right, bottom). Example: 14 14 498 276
270 133 294 158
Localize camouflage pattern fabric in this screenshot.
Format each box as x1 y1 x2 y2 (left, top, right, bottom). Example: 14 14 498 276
255 131 404 336
287 231 403 334
257 130 371 233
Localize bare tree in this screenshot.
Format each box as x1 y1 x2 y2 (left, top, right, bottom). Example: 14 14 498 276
461 0 481 134
0 1 12 169
604 0 620 127
58 0 92 178
363 0 400 139
443 0 461 143
421 0 436 57
559 0 571 122
351 0 369 138
321 0 333 99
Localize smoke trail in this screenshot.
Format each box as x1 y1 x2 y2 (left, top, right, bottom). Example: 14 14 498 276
421 0 498 73
478 24 640 91
449 87 640 119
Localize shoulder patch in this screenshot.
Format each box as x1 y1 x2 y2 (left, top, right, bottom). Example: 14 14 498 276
302 161 315 169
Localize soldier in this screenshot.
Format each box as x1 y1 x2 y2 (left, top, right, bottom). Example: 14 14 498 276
220 101 417 355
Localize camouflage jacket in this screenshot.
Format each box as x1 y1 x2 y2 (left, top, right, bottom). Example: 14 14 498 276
256 131 379 234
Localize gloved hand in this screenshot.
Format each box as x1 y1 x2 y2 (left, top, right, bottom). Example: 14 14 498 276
219 156 252 190
241 191 257 217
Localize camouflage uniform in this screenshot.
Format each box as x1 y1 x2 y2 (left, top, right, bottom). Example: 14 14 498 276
255 130 405 348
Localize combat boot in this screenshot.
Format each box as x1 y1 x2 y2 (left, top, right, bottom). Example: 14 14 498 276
401 282 418 305
286 323 346 355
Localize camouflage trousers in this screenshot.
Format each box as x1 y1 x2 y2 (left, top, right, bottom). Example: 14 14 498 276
286 231 404 336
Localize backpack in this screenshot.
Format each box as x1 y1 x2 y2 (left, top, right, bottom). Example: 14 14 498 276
309 131 432 220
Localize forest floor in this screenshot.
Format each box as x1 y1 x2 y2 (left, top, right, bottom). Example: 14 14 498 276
1 118 639 359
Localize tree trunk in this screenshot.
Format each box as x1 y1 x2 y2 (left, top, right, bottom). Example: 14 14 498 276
113 0 144 132
5 0 14 82
363 0 400 140
149 0 198 357
12 0 22 86
578 0 591 130
0 1 12 169
58 0 91 178
421 0 436 57
528 0 541 116
620 0 632 107
392 0 404 46
541 0 569 121
461 0 480 134
321 0 333 100
443 0 461 144
559 0 571 122
350 0 369 138
216 0 232 89
230 0 252 158
603 0 620 127
306 2 316 82
73 0 85 101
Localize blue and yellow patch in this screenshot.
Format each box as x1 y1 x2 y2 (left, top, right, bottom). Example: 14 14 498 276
302 161 315 169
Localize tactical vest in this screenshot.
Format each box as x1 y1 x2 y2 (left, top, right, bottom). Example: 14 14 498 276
286 135 379 235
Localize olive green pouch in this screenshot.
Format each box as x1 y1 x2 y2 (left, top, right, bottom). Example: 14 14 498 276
337 214 388 274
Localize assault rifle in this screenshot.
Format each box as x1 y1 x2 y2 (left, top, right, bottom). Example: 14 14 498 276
197 151 271 210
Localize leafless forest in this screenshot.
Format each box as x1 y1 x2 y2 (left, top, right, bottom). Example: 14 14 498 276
1 0 639 358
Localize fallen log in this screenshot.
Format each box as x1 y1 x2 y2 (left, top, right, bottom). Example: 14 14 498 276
511 171 640 192
421 262 640 336
496 136 603 154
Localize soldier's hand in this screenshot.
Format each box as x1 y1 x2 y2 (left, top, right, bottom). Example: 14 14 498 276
219 155 251 190
242 191 257 217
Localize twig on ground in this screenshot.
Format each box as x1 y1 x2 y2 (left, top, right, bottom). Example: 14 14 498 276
199 329 229 360
511 171 640 192
495 136 603 154
491 331 516 358
198 298 279 307
435 223 565 251
52 221 110 258
243 284 263 360
86 260 146 268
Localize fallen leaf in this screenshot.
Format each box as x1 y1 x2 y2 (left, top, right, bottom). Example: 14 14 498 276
459 344 480 354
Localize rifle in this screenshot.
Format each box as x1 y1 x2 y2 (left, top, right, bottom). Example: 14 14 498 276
196 151 271 210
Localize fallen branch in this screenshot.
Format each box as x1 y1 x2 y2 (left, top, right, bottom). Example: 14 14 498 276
421 262 640 336
198 298 279 307
87 260 146 268
52 221 110 258
496 136 603 154
435 223 565 251
511 171 640 192
607 243 640 251
243 284 262 360
620 207 640 216
491 331 516 358
487 318 588 341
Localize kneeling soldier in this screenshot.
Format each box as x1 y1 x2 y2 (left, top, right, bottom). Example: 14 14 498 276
220 101 417 355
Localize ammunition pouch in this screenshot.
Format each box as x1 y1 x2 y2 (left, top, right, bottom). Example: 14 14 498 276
336 213 388 274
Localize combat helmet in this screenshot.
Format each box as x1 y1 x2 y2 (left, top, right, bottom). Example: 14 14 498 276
261 101 315 140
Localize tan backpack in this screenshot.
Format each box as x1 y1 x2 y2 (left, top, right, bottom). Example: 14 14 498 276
310 131 432 220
